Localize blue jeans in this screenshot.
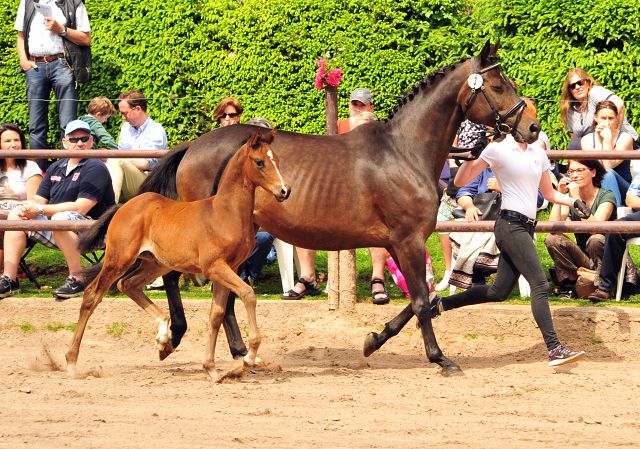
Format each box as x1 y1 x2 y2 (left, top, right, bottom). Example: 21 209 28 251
25 58 78 171
602 169 631 207
598 211 640 292
240 232 275 282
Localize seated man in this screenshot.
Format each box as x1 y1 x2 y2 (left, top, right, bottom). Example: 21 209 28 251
589 171 640 301
0 120 116 299
107 89 167 203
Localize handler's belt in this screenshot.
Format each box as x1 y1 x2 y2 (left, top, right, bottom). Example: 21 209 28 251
499 209 537 227
29 53 64 62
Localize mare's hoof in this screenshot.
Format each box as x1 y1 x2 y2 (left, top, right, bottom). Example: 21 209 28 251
440 365 465 377
363 333 379 357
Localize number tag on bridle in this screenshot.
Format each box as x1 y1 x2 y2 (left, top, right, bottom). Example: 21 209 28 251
468 74 483 89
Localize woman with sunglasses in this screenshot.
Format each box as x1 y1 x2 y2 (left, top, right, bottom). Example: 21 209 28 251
560 68 638 151
580 101 634 206
544 159 618 298
214 97 243 127
0 123 43 261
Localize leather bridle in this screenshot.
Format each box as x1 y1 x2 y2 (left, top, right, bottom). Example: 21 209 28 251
463 58 526 138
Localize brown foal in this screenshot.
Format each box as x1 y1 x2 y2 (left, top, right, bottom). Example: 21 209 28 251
65 129 289 381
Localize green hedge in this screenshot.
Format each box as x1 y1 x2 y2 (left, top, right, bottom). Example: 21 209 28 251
1 0 638 151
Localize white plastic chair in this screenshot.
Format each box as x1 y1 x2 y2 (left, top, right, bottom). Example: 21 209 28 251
616 207 640 302
273 238 300 293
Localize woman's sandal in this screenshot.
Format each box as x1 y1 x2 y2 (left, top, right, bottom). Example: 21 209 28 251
371 278 390 305
280 277 322 300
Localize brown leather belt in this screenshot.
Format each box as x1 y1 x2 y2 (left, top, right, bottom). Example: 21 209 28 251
28 53 64 63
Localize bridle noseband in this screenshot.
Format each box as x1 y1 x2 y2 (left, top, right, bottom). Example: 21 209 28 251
463 58 526 139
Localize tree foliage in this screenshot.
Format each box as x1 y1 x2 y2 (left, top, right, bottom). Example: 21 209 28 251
0 0 637 150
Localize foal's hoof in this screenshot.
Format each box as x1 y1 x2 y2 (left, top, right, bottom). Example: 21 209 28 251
363 333 379 357
158 341 175 361
440 365 465 378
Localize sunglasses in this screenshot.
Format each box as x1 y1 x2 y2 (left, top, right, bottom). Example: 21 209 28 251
221 112 239 119
567 168 592 177
67 136 91 143
568 79 587 91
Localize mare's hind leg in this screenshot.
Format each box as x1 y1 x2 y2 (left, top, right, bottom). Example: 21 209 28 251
364 249 415 356
163 270 188 349
391 242 462 377
66 262 134 377
118 260 173 360
204 263 261 381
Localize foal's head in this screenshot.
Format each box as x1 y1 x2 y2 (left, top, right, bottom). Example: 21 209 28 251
243 129 290 202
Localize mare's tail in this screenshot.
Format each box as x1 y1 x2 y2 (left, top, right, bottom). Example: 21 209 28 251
77 205 120 255
137 140 191 199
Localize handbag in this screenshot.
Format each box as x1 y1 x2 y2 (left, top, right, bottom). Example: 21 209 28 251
451 191 502 220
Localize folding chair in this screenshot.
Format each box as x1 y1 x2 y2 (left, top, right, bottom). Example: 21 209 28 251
616 207 640 302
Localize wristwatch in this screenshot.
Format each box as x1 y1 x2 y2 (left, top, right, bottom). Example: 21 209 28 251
37 205 45 217
61 27 68 37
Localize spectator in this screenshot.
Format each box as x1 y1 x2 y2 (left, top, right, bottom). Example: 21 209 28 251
107 90 167 203
588 171 640 302
337 88 374 134
79 96 118 149
214 97 243 127
14 0 91 171
544 159 616 299
0 120 115 299
435 120 490 291
0 123 43 266
581 101 634 207
560 68 638 151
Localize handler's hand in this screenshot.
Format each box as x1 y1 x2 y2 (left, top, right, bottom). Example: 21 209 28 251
465 206 482 221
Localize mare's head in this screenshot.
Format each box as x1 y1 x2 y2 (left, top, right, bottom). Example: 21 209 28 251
242 129 290 202
461 41 541 144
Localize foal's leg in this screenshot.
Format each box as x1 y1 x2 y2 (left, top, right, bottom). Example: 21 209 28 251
163 270 188 349
66 262 132 377
118 260 174 360
204 263 261 381
392 242 462 377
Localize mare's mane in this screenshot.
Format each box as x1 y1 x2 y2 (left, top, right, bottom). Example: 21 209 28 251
384 55 496 123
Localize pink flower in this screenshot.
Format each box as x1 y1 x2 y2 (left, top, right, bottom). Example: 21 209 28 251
326 68 343 86
315 72 325 90
316 58 327 69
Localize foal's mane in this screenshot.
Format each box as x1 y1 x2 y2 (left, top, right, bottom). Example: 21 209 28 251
384 55 496 123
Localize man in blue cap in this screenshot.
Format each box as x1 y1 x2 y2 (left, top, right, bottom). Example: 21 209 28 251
0 120 116 300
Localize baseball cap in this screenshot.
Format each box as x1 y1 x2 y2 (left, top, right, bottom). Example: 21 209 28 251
64 120 91 137
349 88 373 105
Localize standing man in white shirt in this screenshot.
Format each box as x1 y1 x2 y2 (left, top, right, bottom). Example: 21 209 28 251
14 0 92 171
108 90 168 203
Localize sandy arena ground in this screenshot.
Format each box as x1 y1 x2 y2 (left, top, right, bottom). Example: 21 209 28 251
1 297 639 448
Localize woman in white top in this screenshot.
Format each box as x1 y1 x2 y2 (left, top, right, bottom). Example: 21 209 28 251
0 123 43 261
431 132 587 367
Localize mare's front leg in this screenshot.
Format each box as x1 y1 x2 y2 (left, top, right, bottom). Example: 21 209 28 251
118 260 174 360
163 270 188 349
204 263 262 381
66 263 131 377
393 242 463 377
223 290 249 359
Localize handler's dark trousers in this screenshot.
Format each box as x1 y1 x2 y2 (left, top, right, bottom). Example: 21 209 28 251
442 213 561 351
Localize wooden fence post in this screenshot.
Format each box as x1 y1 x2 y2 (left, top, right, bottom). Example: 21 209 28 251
325 85 340 310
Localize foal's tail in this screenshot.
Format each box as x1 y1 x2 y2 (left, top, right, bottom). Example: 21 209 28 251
137 140 191 200
77 205 120 255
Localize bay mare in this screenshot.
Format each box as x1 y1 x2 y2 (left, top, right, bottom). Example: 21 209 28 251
139 41 541 376
68 129 289 381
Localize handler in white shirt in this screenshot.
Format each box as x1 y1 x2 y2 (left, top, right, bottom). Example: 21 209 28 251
108 89 167 203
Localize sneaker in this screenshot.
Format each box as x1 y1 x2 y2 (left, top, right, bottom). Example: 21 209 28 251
588 288 615 302
0 274 20 299
429 292 443 319
52 276 85 300
548 344 585 367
